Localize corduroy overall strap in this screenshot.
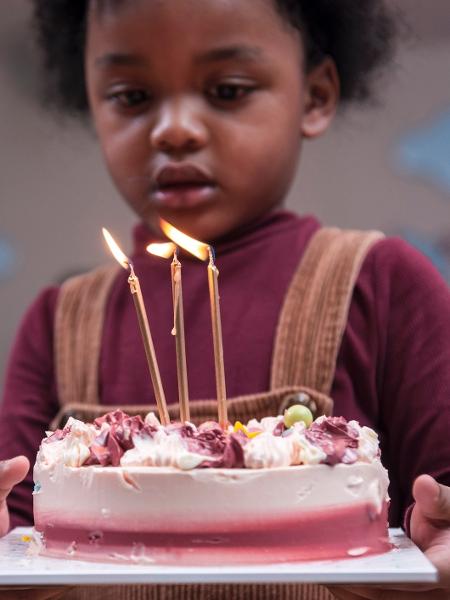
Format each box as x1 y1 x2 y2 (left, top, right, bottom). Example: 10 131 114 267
54 264 121 409
271 227 384 395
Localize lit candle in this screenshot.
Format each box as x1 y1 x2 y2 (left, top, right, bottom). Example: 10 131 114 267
206 246 227 429
159 219 228 429
102 228 170 425
147 242 190 423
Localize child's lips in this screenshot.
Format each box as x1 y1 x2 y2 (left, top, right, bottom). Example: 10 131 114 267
152 182 217 209
151 164 217 209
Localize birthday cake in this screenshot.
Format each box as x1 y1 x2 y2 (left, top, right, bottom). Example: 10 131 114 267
33 410 390 565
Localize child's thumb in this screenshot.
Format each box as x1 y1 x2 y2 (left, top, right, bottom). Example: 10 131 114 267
413 474 450 524
0 456 30 499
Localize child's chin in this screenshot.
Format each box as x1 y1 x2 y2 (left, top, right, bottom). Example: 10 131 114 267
154 211 232 246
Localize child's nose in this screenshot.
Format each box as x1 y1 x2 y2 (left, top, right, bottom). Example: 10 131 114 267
150 101 208 155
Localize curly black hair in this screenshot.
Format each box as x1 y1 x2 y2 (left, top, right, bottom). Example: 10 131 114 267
31 0 399 115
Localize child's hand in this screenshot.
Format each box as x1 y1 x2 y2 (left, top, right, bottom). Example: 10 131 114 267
410 475 450 589
0 458 70 598
0 456 30 537
328 475 450 599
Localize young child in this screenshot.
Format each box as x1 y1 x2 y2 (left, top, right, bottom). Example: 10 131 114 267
1 1 449 599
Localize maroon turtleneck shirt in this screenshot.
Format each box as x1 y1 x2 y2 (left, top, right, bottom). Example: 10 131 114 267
1 211 449 529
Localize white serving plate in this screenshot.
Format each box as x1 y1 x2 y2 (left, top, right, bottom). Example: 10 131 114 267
0 527 437 586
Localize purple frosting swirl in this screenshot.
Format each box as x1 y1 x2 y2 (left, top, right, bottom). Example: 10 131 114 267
305 417 359 465
86 410 156 467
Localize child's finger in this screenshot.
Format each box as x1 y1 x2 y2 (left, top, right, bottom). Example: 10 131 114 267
0 457 30 503
413 475 450 524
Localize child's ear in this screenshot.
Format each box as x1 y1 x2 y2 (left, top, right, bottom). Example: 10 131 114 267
301 57 340 139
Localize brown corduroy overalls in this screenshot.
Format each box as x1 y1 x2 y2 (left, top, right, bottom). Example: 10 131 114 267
50 227 383 600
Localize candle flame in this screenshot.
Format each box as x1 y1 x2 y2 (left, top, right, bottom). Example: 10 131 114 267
102 228 130 269
146 242 176 259
160 219 209 261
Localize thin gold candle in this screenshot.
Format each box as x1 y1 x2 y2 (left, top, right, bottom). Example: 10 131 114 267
207 246 227 429
102 228 170 425
159 219 228 429
147 241 190 422
171 250 190 422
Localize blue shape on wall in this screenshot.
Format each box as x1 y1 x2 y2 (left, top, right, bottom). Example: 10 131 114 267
396 108 450 196
0 236 16 281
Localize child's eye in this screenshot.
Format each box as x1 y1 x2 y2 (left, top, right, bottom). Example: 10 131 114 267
207 83 255 104
107 89 151 110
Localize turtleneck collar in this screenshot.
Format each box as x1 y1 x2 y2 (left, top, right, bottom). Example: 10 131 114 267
131 209 319 260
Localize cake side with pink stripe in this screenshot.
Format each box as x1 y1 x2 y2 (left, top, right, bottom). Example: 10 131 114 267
33 461 390 564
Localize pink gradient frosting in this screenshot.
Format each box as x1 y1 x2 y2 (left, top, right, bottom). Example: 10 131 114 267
33 412 391 564
35 500 390 565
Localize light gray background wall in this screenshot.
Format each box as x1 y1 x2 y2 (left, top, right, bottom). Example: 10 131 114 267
1 0 449 387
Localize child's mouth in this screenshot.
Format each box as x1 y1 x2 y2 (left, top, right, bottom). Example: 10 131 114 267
153 182 217 209
152 164 217 209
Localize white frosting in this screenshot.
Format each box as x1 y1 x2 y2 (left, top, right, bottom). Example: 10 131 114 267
63 441 91 469
348 420 380 463
144 412 164 430
289 430 327 465
33 462 390 533
244 432 292 468
121 430 206 470
38 438 65 468
246 416 283 433
37 418 97 468
358 426 381 462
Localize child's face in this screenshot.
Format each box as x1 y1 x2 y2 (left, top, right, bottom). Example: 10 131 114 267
85 0 334 242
